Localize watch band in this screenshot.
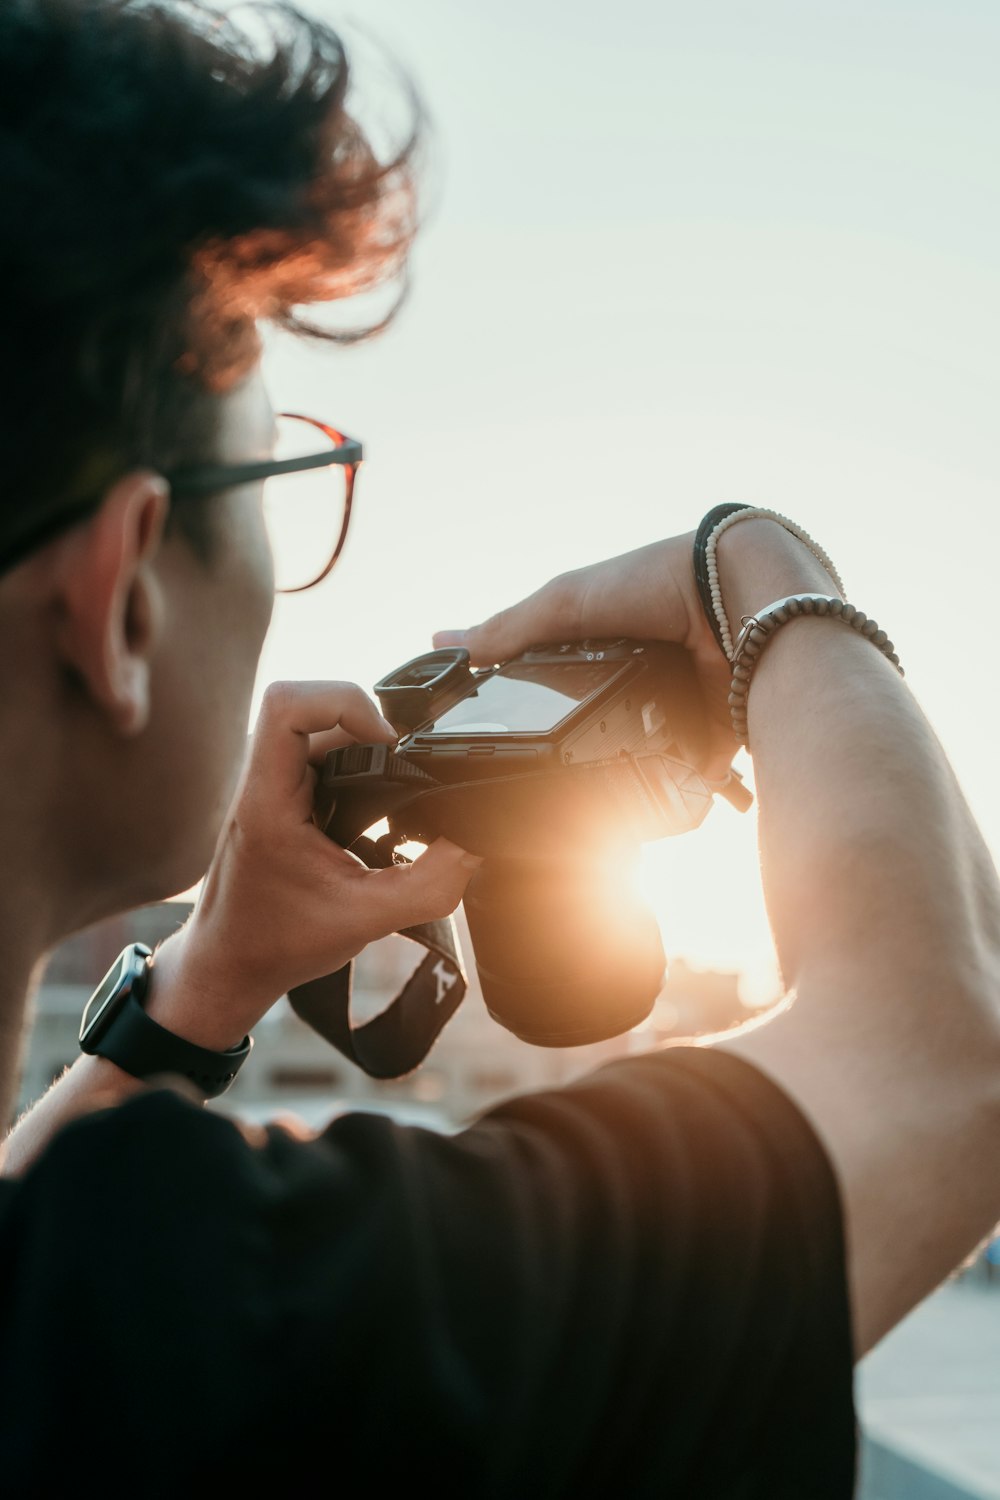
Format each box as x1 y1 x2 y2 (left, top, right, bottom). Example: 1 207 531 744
80 944 252 1099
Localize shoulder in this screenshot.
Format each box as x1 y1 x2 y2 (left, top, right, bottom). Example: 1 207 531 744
6 1046 843 1253
0 1052 855 1495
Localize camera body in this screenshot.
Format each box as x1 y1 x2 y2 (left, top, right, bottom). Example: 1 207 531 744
317 639 714 855
315 639 723 1045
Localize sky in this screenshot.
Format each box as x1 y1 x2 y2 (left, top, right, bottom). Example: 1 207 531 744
251 0 1000 1001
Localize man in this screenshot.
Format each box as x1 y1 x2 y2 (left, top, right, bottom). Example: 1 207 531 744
1 2 997 1494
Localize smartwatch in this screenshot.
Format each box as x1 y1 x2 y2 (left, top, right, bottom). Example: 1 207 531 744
79 942 252 1099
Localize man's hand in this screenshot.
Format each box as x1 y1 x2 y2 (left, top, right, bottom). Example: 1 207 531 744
434 534 743 783
3 676 482 1174
145 680 481 1052
440 520 1000 1354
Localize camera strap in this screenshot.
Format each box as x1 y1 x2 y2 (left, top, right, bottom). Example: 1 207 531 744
287 834 467 1079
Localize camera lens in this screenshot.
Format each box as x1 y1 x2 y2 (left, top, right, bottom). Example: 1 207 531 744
464 858 665 1046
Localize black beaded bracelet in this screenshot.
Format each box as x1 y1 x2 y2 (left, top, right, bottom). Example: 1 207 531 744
729 593 904 748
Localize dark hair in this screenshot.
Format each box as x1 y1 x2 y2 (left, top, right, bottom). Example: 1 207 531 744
0 0 420 557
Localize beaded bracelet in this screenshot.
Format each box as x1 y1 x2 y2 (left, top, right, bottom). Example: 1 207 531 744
692 504 750 655
693 505 847 661
729 593 904 748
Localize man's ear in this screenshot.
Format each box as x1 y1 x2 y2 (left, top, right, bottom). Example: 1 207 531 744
50 471 171 736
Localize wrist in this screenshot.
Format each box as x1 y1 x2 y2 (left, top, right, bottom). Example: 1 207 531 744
715 518 843 640
76 1051 149 1102
144 923 265 1054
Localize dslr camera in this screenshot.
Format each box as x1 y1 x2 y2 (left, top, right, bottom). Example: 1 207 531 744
311 638 749 1050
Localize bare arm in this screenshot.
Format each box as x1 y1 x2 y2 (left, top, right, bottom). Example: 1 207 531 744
436 520 1000 1357
715 520 1000 1353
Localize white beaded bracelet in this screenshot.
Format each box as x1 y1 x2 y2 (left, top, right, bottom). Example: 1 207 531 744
705 508 847 661
728 593 904 747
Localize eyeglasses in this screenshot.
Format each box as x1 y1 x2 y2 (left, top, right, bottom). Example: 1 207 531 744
0 412 362 593
168 413 362 594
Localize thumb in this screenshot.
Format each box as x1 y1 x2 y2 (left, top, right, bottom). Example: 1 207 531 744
361 838 483 932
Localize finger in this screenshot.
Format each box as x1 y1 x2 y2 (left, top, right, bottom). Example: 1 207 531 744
433 572 584 666
352 838 483 934
250 681 397 798
306 722 391 769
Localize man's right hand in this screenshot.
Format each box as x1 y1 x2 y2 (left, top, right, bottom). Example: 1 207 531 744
449 517 1000 1357
434 522 850 784
433 533 740 781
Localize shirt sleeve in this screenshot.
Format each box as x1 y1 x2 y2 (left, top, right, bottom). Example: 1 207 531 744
3 1046 856 1499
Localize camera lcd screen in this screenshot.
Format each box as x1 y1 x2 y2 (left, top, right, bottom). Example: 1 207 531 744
419 660 625 736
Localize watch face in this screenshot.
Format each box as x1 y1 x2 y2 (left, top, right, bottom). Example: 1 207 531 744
79 949 142 1047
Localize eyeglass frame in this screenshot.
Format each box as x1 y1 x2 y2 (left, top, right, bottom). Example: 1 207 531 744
169 413 362 593
0 412 362 592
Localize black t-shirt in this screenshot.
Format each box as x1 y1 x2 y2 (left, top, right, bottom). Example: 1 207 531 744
0 1048 855 1497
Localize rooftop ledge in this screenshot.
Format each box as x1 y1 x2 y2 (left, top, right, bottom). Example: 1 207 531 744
857 1274 1000 1500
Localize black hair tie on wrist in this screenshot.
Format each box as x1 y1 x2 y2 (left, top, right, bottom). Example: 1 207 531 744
692 504 751 657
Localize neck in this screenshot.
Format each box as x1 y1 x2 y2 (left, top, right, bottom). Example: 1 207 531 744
0 818 142 1134
0 613 145 1134
0 775 83 1135
0 902 56 1134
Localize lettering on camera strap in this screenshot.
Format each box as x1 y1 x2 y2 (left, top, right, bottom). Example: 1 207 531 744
432 959 459 1006
288 834 467 1079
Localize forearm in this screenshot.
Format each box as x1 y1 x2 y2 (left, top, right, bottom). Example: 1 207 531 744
2 925 253 1178
432 520 1000 1349
717 520 1000 1348
716 519 1000 1007
3 1054 147 1176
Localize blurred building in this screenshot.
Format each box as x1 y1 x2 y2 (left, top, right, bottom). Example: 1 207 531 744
16 904 758 1132
643 956 749 1042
